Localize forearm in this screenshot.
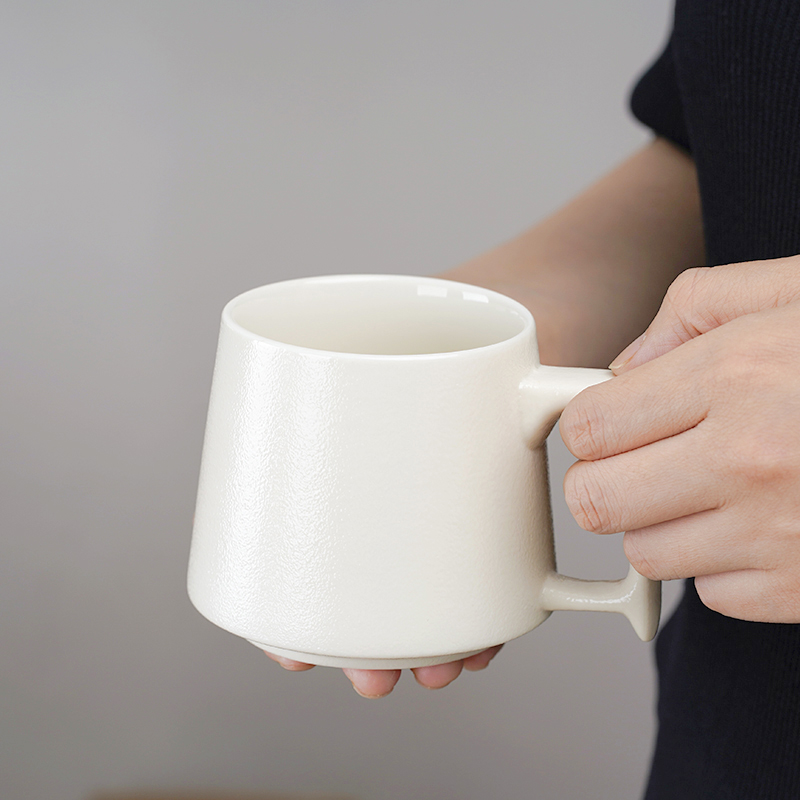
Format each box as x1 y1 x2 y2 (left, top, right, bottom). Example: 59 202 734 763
439 138 705 367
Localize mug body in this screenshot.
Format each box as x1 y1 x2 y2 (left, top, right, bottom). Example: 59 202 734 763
188 275 555 667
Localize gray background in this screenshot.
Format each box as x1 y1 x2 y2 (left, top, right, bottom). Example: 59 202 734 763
1 2 680 799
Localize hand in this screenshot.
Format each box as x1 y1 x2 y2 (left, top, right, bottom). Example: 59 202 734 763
560 258 800 622
264 646 504 698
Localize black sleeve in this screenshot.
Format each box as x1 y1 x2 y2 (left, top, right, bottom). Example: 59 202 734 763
629 0 800 267
629 33 691 155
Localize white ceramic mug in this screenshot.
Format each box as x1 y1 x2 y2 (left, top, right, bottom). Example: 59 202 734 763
188 274 661 669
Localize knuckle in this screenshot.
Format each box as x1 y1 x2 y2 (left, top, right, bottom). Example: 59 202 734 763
559 391 610 460
564 466 617 533
724 427 795 486
709 334 764 385
665 267 712 311
664 267 724 336
623 532 660 581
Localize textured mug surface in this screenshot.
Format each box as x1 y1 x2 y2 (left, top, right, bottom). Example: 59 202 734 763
188 275 660 668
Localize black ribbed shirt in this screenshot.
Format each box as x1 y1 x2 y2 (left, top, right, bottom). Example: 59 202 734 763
631 0 800 267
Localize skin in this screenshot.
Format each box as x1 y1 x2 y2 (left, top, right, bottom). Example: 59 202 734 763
267 137 707 696
562 258 800 623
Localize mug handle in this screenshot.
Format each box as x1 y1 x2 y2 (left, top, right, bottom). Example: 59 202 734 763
520 365 661 642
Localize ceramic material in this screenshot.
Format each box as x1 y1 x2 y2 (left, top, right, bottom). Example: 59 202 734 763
188 274 661 668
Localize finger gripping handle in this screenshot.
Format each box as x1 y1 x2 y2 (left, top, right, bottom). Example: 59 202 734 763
520 364 662 641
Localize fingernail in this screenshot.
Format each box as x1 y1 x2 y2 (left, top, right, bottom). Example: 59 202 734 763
464 657 491 672
412 674 455 690
609 331 646 372
350 682 385 699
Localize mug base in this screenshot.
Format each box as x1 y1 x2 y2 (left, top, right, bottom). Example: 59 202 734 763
249 640 487 669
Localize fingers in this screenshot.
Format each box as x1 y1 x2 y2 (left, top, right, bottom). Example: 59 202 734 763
263 650 402 697
355 647 504 695
342 668 402 698
412 660 463 689
266 647 504 698
343 651 497 698
611 258 800 375
263 652 402 698
560 340 710 462
263 651 315 671
463 644 503 671
622 508 771 581
694 570 800 624
564 424 720 534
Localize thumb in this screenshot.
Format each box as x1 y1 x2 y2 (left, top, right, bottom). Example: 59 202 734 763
609 257 800 374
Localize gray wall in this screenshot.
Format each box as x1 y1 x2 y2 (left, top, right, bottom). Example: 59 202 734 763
0 2 679 799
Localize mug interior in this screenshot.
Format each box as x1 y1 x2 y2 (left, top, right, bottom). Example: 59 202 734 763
228 275 531 356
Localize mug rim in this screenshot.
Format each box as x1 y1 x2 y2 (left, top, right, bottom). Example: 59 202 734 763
221 273 536 361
